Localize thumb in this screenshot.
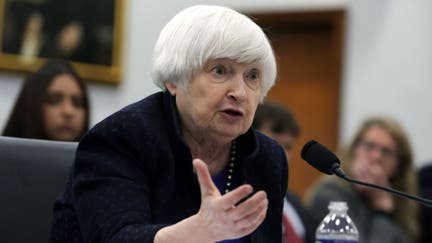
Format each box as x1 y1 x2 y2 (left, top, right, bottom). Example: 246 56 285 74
193 158 220 198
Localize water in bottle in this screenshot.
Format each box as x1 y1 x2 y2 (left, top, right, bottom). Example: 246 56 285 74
315 201 359 243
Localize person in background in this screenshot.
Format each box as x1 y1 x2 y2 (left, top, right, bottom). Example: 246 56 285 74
253 102 318 243
418 163 432 243
51 5 287 243
307 116 420 243
2 60 89 141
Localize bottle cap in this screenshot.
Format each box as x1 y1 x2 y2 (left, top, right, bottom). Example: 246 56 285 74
328 201 348 211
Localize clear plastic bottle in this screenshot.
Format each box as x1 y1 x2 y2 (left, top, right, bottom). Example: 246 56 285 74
315 201 359 243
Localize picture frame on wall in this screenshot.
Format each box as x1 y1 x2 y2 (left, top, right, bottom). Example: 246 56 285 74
0 0 124 84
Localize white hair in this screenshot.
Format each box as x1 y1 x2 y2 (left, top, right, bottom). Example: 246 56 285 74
151 5 277 101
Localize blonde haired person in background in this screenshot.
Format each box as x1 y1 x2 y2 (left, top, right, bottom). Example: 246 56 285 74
307 116 419 243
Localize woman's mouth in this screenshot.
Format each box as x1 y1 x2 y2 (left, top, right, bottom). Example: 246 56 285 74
222 109 243 117
58 124 76 132
220 109 244 123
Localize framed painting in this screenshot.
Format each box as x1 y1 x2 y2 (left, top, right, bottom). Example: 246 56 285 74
0 0 125 84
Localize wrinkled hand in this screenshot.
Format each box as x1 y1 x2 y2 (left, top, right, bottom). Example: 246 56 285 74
193 159 268 242
351 159 394 212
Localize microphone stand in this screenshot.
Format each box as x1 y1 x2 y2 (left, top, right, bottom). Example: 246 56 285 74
333 166 432 208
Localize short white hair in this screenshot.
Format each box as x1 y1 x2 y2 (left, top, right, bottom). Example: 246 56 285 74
151 5 277 101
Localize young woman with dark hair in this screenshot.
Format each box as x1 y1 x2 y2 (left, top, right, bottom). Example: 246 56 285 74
3 60 90 141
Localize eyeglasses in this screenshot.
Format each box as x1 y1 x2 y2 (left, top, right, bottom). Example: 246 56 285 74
357 140 397 159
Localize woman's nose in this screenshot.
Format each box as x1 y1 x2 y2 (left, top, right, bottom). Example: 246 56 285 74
369 149 380 158
61 99 75 116
228 75 247 102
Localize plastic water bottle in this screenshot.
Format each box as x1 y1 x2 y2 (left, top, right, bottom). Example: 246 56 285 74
315 201 359 243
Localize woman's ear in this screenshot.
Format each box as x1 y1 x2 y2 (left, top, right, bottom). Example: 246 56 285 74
165 81 177 96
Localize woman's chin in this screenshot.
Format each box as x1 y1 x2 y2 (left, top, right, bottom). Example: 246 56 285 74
50 131 79 141
212 128 246 142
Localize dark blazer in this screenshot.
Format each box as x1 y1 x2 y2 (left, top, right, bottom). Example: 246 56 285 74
51 91 288 243
285 191 318 243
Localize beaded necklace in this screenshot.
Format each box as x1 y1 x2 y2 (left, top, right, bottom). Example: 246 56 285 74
224 140 237 194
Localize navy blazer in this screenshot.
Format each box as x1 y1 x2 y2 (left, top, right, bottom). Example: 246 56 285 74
51 91 288 243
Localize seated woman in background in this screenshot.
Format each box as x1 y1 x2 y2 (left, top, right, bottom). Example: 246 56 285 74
2 60 89 141
307 116 419 243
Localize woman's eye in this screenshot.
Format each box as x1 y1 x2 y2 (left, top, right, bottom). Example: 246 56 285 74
44 93 63 105
246 70 259 80
244 69 261 89
211 64 227 76
72 96 85 108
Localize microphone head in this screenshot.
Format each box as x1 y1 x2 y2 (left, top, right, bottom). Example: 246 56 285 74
301 140 341 175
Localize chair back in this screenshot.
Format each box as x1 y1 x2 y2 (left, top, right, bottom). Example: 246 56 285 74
0 136 77 243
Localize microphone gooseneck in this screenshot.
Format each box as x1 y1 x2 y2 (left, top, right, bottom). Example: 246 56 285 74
301 140 432 208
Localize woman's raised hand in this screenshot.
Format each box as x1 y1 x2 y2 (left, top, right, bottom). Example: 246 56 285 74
155 159 268 243
352 159 394 212
193 158 268 242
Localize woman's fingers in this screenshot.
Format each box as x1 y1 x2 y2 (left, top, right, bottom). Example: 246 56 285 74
235 200 268 234
219 185 253 210
193 158 267 240
223 190 268 232
193 159 220 197
227 191 267 221
214 190 268 237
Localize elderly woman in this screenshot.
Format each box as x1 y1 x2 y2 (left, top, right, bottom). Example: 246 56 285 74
51 5 287 243
307 117 420 243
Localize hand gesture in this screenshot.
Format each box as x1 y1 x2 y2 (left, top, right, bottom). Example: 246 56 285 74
194 158 268 242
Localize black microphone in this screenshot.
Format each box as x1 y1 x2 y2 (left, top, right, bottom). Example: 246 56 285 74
301 140 432 207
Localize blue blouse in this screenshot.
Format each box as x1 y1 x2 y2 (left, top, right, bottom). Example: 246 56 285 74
213 167 247 243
